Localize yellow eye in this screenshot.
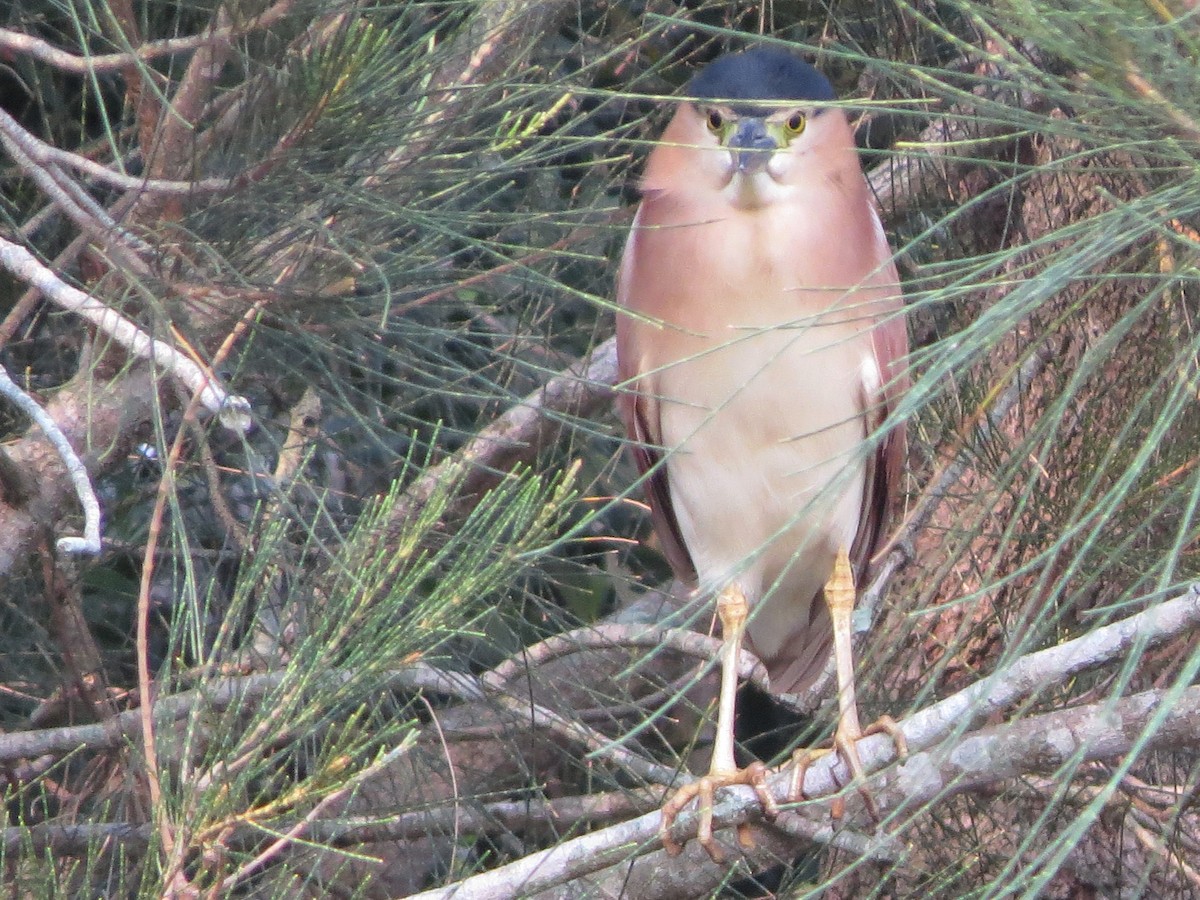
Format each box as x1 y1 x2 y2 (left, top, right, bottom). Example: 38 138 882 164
785 111 806 135
706 109 724 133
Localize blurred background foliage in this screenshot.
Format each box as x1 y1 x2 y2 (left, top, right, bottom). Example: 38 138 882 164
0 0 1198 896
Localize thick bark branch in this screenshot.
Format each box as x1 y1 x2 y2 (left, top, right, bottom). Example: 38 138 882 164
415 683 1200 900
409 582 1200 898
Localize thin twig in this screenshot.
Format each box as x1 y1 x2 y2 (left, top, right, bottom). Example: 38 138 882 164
488 691 679 788
0 108 235 193
420 694 463 879
0 664 479 764
141 302 264 875
483 622 769 694
0 787 657 859
0 364 101 554
0 109 157 269
0 5 295 76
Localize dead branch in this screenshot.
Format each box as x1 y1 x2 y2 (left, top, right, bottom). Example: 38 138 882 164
0 789 653 860
0 104 232 195
0 5 296 77
0 109 157 270
377 581 1200 897
0 617 700 784
0 363 100 554
5 578 1195 894
0 237 248 424
0 664 472 764
482 622 769 694
384 338 618 537
0 368 155 574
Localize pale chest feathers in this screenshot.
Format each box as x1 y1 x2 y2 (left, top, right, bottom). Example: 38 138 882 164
623 187 890 594
655 319 871 621
629 181 891 339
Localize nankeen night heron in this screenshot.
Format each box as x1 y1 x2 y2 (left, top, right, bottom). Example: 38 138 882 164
615 47 908 858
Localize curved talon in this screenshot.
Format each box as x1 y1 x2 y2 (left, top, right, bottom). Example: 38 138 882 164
660 781 701 857
832 728 873 819
864 714 908 760
843 714 909 820
659 761 777 862
785 746 832 803
744 761 777 819
785 715 908 822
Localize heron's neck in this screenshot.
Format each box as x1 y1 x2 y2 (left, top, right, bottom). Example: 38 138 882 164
724 170 795 210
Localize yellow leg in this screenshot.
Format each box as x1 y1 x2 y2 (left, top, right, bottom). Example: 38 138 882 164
660 585 777 861
827 548 868 799
787 548 906 817
711 583 748 776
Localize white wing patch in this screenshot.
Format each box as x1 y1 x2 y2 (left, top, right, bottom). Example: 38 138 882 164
861 351 883 408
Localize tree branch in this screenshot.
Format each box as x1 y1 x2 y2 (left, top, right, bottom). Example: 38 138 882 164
0 368 154 574
385 337 617 537
0 364 100 554
0 5 295 76
0 105 234 194
0 237 249 425
423 684 1200 900
410 582 1200 898
0 109 157 270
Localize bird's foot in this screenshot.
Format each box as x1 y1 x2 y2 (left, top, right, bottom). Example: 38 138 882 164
785 716 907 820
660 761 776 862
785 745 838 812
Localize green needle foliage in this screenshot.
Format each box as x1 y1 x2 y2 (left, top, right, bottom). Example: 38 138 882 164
159 462 578 893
